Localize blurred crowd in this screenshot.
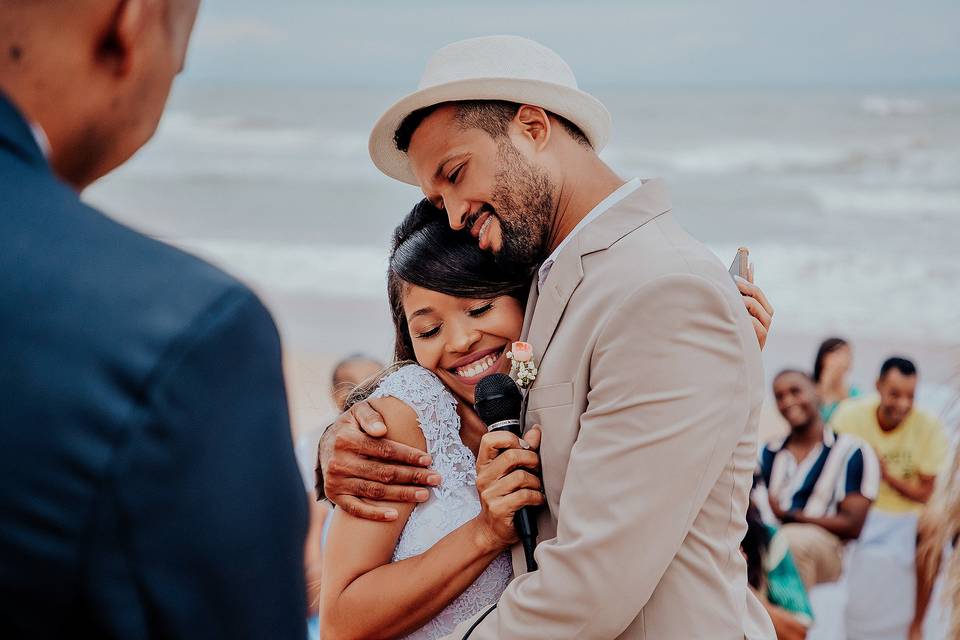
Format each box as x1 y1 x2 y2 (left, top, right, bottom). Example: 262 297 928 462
743 339 957 639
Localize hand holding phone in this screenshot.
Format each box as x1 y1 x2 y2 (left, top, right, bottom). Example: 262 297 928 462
728 246 774 349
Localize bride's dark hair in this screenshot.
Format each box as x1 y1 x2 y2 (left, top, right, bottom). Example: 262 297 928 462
387 199 533 362
342 199 533 411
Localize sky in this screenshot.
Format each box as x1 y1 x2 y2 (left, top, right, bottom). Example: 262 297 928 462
180 0 960 89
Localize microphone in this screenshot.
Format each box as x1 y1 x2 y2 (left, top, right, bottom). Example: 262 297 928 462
474 373 538 572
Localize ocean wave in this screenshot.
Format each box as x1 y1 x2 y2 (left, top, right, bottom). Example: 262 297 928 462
168 237 960 345
176 239 389 298
709 243 959 345
860 96 927 117
156 111 370 157
611 140 923 176
810 186 960 217
117 111 378 182
664 143 851 174
159 111 321 150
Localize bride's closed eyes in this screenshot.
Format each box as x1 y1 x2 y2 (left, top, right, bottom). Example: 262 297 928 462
468 301 495 317
411 301 496 340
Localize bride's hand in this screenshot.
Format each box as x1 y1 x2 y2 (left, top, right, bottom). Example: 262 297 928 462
473 427 544 551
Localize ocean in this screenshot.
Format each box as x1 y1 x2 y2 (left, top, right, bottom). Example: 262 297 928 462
83 86 960 414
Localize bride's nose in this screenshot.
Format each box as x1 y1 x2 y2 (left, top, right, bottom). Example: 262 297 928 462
447 320 480 354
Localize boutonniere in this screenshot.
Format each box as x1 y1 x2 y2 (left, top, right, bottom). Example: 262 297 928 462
506 341 538 389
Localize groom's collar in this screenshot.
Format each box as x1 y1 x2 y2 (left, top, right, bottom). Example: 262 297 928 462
537 177 643 290
537 178 643 287
537 177 671 291
520 178 672 360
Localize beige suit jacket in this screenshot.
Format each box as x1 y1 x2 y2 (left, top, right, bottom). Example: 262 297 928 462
449 179 775 639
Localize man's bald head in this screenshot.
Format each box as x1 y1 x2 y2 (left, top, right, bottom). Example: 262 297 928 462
0 0 201 189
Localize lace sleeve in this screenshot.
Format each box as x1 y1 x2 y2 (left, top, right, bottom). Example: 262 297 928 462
370 365 476 496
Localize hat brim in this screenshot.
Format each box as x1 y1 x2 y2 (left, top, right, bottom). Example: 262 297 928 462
368 77 611 186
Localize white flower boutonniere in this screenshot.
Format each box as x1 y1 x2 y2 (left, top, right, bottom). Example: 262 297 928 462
507 341 538 389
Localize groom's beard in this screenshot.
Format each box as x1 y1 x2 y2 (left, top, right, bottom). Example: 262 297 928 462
488 139 555 274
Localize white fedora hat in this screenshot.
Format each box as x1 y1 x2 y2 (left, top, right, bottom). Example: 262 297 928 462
368 35 611 186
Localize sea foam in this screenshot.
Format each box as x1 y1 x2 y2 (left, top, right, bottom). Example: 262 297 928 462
171 237 960 345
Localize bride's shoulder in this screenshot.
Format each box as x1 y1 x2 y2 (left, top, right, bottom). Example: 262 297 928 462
369 363 459 445
371 363 450 404
366 394 427 453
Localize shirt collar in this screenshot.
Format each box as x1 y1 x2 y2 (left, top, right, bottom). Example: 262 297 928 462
29 122 51 160
770 425 836 453
537 177 642 290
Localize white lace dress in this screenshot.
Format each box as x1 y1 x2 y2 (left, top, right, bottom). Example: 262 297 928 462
369 364 513 639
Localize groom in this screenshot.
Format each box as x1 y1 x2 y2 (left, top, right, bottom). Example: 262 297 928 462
319 36 775 638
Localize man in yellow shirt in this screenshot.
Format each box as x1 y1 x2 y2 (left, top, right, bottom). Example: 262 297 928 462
830 357 949 514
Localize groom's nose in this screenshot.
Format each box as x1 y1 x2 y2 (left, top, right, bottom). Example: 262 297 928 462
444 195 470 231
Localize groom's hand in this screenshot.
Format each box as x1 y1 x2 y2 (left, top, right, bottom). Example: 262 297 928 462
316 400 441 521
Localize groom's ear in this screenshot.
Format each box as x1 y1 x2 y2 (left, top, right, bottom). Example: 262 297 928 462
514 105 552 151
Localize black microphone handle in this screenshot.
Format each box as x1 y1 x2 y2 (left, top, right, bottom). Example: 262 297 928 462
489 423 539 572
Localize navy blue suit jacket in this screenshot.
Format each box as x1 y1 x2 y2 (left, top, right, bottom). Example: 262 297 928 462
0 93 308 638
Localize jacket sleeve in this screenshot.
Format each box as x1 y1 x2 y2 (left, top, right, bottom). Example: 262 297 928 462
449 273 754 639
87 286 308 638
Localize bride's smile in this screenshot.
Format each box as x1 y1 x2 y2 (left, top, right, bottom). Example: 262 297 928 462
448 344 509 382
403 283 523 406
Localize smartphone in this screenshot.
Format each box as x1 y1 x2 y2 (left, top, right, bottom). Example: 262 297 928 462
729 247 750 281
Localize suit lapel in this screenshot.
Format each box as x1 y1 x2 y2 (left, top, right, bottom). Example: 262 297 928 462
524 245 584 368
512 179 671 578
519 278 539 342
524 178 672 370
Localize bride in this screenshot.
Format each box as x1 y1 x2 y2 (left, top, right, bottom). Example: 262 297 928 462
319 200 772 639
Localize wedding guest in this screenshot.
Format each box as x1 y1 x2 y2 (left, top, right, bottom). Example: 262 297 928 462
758 370 879 589
813 337 860 423
0 3 307 637
742 496 813 639
832 358 954 640
295 354 384 491
331 354 385 412
910 443 959 640
295 354 383 623
831 357 949 515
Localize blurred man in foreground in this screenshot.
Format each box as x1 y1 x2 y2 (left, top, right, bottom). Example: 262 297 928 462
0 2 307 637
